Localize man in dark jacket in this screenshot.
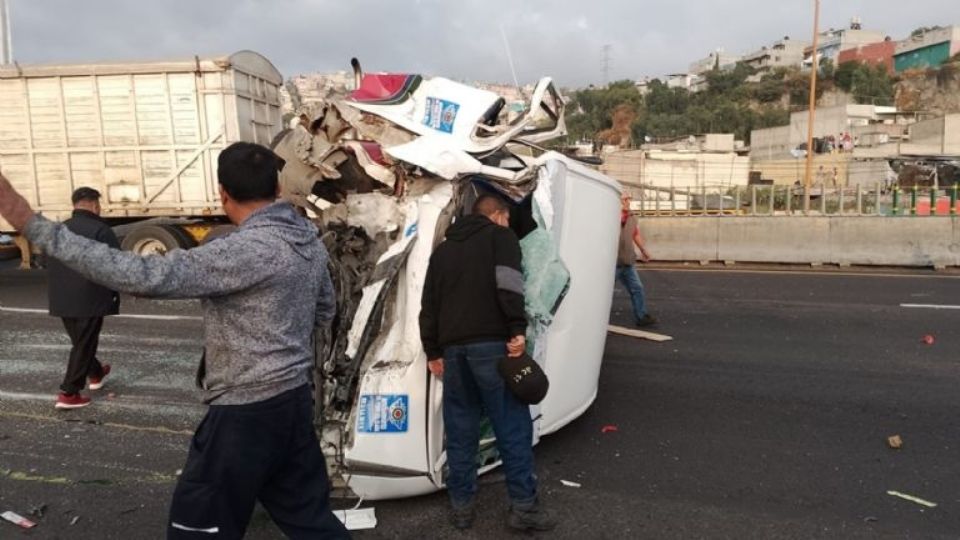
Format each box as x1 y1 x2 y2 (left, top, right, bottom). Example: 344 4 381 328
49 187 120 409
420 194 555 533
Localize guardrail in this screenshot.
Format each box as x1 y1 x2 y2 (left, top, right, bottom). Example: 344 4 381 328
634 183 960 217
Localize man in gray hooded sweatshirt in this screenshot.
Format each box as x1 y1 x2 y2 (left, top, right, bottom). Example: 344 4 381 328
0 142 350 539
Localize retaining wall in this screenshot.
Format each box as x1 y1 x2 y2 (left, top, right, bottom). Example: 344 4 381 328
642 216 960 268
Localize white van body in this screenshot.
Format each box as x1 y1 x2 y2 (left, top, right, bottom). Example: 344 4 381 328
324 152 622 500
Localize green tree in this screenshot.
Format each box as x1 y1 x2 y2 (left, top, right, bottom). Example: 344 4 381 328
850 64 894 105
751 78 786 103
834 61 860 92
564 80 643 141
819 58 836 80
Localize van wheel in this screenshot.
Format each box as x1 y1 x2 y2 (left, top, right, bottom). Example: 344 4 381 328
121 225 193 255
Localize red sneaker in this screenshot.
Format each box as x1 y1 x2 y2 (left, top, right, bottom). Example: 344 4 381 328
88 364 111 390
55 393 91 410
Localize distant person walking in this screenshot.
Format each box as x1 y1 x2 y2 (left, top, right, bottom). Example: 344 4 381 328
617 194 656 327
0 144 350 539
48 187 119 410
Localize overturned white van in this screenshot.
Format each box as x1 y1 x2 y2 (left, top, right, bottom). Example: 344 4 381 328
272 63 622 500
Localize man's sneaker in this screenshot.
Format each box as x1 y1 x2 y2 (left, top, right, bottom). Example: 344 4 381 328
636 314 658 328
88 364 111 390
508 500 557 532
55 393 91 410
449 502 476 530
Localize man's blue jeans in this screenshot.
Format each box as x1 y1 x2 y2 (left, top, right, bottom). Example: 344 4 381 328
615 264 647 321
442 341 537 508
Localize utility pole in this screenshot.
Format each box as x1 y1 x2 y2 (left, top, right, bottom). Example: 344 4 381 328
601 44 612 86
0 0 11 65
803 0 820 213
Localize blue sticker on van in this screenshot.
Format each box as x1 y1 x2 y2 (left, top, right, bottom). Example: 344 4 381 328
423 97 459 134
357 394 409 433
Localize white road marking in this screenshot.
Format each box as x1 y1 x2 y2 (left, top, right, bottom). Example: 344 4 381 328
0 390 201 411
647 266 960 280
0 306 201 321
171 523 219 534
900 303 960 310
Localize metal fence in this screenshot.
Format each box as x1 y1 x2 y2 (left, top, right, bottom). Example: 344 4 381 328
633 183 960 217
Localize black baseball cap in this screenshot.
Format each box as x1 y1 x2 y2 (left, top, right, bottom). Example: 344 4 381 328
498 353 549 405
71 187 102 205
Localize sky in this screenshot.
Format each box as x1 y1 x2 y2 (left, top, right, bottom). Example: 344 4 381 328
5 0 960 88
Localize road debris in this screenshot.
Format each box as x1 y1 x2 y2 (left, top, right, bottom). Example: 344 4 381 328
863 516 878 523
887 490 937 508
332 507 377 531
601 425 619 434
119 505 143 515
608 325 673 342
1 511 37 529
887 435 903 449
921 334 935 345
560 480 582 488
70 515 80 525
29 503 47 518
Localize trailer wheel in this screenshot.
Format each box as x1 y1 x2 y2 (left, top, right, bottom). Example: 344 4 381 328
161 225 198 249
121 225 192 255
200 224 237 245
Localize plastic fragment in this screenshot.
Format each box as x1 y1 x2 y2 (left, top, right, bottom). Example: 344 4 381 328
70 516 80 525
922 334 935 345
29 504 46 518
887 435 903 449
560 480 582 488
601 425 619 434
887 490 937 508
1 511 37 529
333 507 377 531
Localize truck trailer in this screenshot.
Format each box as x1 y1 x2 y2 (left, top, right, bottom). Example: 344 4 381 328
0 50 283 258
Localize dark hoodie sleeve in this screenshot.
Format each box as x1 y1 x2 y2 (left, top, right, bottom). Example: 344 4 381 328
419 252 443 360
492 227 527 337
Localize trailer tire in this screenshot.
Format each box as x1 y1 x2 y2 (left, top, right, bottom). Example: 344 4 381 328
161 225 198 250
200 224 237 245
121 225 190 255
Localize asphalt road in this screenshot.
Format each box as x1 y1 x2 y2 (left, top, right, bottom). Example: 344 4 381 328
1 261 959 539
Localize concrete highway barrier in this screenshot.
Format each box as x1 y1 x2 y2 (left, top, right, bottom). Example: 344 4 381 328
642 216 960 268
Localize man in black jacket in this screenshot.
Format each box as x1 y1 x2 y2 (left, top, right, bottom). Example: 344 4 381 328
49 187 120 409
420 194 555 532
